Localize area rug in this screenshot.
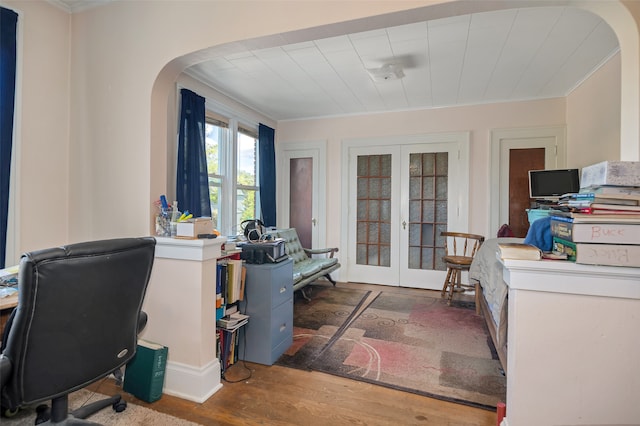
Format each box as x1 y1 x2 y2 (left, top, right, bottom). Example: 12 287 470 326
278 286 506 410
277 285 372 370
2 389 200 425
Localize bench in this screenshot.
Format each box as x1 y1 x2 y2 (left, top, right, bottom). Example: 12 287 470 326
267 228 340 299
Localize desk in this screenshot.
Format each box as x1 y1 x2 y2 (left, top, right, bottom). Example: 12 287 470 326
0 293 18 335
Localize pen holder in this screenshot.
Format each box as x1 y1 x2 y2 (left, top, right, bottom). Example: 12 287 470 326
155 212 171 237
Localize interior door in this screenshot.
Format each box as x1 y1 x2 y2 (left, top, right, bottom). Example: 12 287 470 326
490 127 566 235
345 136 469 289
399 144 464 289
509 148 545 237
347 146 400 285
278 141 326 249
289 157 313 248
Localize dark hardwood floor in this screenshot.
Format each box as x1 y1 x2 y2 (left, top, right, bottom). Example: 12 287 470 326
91 283 497 426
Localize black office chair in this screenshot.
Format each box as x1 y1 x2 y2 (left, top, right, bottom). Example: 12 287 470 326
0 237 156 425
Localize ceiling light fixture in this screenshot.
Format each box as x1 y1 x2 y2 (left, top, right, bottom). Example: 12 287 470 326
366 63 405 82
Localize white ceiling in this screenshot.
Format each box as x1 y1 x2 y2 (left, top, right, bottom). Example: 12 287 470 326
53 2 619 122
185 6 618 121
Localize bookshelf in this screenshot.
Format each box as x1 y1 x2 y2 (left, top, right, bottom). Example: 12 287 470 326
215 253 248 373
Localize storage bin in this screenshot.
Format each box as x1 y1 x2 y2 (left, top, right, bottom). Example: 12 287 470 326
526 208 550 224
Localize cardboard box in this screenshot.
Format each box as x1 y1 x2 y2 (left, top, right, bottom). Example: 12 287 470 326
580 161 640 188
176 217 213 237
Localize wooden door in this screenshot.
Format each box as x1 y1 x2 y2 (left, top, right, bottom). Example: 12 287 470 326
508 148 545 237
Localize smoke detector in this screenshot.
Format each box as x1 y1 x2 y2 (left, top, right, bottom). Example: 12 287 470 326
366 63 405 82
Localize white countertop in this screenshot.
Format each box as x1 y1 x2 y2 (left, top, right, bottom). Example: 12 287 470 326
499 257 640 299
154 236 227 261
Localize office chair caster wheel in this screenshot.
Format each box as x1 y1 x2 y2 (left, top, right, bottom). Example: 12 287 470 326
35 404 50 424
113 399 127 413
2 406 19 418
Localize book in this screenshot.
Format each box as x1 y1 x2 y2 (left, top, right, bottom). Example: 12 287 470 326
550 211 640 223
541 251 568 260
215 263 224 309
0 264 18 286
571 242 640 267
227 259 243 303
497 243 542 260
550 218 640 244
219 328 240 372
552 237 577 261
123 339 168 403
581 185 640 196
588 203 640 212
217 312 249 330
561 192 640 206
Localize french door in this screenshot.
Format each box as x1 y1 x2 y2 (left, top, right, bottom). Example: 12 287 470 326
342 133 469 289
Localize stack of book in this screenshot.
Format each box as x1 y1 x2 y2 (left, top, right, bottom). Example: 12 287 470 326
216 311 249 373
215 258 246 321
551 184 640 267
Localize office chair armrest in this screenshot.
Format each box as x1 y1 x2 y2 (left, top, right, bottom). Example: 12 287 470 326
0 355 12 389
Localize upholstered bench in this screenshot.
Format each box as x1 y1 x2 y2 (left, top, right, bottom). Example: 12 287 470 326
267 228 340 299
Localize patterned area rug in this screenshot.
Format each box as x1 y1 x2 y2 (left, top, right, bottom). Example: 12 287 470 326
277 285 506 410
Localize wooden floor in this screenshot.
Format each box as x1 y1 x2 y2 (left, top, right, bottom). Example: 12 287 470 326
91 283 497 426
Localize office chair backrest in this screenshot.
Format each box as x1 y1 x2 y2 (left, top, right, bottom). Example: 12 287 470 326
1 237 155 408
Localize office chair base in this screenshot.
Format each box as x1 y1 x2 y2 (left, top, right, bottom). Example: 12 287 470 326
35 394 126 425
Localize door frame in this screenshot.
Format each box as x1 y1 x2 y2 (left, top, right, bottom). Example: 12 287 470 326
340 132 470 287
489 126 567 235
277 140 327 249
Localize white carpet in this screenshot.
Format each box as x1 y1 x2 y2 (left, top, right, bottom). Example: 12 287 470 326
2 389 201 425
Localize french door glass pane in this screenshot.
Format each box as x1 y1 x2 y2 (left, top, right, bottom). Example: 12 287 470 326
408 152 448 271
356 154 391 266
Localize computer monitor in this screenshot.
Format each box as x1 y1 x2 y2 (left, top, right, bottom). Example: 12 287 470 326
528 168 580 199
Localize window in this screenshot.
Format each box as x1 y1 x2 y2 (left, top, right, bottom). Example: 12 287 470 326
205 113 260 236
205 114 228 232
236 127 259 230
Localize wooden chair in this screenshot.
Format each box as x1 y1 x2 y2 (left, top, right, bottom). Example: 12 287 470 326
440 232 485 313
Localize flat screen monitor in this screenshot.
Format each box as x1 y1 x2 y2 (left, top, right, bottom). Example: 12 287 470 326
528 168 580 199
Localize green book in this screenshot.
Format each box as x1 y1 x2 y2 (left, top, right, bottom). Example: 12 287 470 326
123 339 168 403
552 236 577 261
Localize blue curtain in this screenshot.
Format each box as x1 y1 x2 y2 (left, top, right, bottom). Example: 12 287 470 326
177 88 211 218
258 124 276 227
0 7 18 268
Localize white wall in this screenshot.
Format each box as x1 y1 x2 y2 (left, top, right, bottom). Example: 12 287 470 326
277 98 566 245
567 52 622 169
2 0 70 261
2 0 638 264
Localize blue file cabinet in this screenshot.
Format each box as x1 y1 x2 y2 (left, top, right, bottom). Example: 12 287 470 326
238 258 294 365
